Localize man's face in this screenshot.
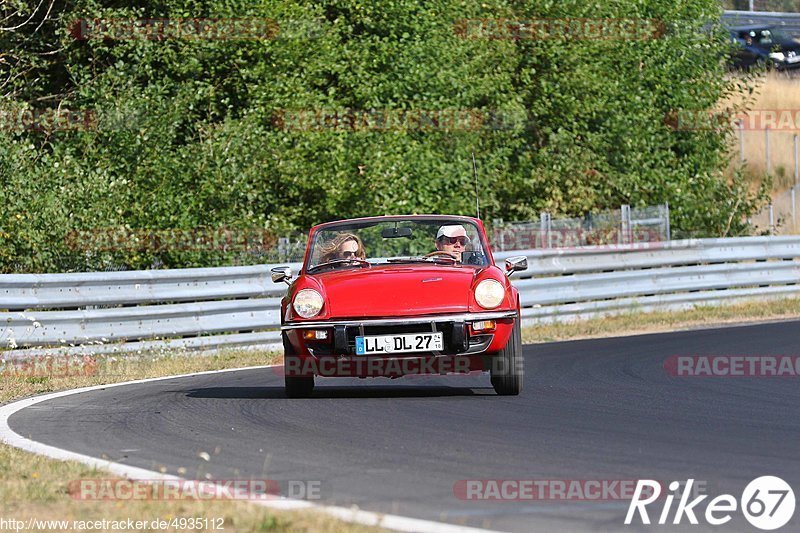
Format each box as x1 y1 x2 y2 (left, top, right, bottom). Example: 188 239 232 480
436 236 466 261
338 239 360 260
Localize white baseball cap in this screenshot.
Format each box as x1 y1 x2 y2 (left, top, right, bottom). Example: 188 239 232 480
436 225 470 241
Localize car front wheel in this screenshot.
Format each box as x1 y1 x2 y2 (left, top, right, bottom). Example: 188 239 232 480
285 373 315 398
283 333 315 398
490 314 523 396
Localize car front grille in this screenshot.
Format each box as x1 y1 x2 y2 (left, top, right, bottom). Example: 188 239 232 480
302 319 496 357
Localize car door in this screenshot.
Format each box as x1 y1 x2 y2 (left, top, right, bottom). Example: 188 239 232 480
737 31 762 67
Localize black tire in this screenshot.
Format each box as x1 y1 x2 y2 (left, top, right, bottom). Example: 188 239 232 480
283 333 314 398
285 374 315 398
490 314 523 396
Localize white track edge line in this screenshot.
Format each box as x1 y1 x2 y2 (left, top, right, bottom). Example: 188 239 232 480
0 364 502 533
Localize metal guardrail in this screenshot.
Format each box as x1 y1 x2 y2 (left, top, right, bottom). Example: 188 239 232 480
0 264 299 357
2 236 800 356
722 10 800 35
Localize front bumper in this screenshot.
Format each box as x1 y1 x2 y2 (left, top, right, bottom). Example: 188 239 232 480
775 60 800 70
281 311 516 330
282 311 516 358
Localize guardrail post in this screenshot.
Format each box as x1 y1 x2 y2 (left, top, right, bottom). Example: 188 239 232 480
278 238 285 262
766 126 771 176
769 204 775 235
493 218 506 251
620 204 631 244
664 202 671 242
738 120 745 163
794 134 799 234
794 134 798 188
539 212 551 248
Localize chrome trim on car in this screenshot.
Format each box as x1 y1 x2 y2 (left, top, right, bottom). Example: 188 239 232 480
463 334 493 355
280 311 517 330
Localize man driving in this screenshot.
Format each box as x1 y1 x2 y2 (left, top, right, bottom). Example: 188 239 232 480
434 225 469 262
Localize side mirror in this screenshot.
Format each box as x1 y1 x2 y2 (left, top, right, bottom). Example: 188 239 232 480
504 256 528 277
271 266 293 285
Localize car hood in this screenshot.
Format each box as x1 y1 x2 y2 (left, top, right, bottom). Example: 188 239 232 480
313 264 481 318
755 39 800 53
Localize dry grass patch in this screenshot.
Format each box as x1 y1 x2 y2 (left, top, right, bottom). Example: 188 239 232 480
0 349 278 405
724 72 800 193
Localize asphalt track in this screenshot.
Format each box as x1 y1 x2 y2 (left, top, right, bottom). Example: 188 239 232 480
8 320 800 532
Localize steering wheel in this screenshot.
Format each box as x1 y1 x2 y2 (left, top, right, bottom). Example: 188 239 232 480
339 258 370 267
423 251 457 260
310 258 370 272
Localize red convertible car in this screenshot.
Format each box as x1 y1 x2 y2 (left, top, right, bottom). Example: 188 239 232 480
273 215 527 397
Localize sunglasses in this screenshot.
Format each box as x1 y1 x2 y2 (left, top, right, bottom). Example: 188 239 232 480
340 250 359 258
439 236 467 245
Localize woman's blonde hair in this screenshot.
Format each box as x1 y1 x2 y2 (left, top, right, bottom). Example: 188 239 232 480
318 233 366 264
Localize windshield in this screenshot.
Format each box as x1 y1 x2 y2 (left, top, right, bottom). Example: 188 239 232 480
743 28 797 46
305 218 489 272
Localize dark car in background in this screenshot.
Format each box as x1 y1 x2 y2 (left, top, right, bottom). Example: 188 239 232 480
729 24 800 70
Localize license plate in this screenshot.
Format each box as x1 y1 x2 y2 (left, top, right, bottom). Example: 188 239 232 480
355 332 443 355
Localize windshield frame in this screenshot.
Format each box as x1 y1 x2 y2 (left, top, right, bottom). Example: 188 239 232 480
740 27 796 47
301 215 493 274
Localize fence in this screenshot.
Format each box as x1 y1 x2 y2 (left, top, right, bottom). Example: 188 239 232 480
497 236 800 323
723 8 800 36
734 124 799 190
723 2 800 13
3 236 800 357
743 130 800 235
751 185 796 233
0 265 290 357
491 204 670 251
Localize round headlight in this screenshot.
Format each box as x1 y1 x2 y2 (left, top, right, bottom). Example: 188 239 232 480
293 289 324 318
475 279 505 309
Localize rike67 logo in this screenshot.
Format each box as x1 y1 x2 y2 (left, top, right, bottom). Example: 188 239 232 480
626 477 795 530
